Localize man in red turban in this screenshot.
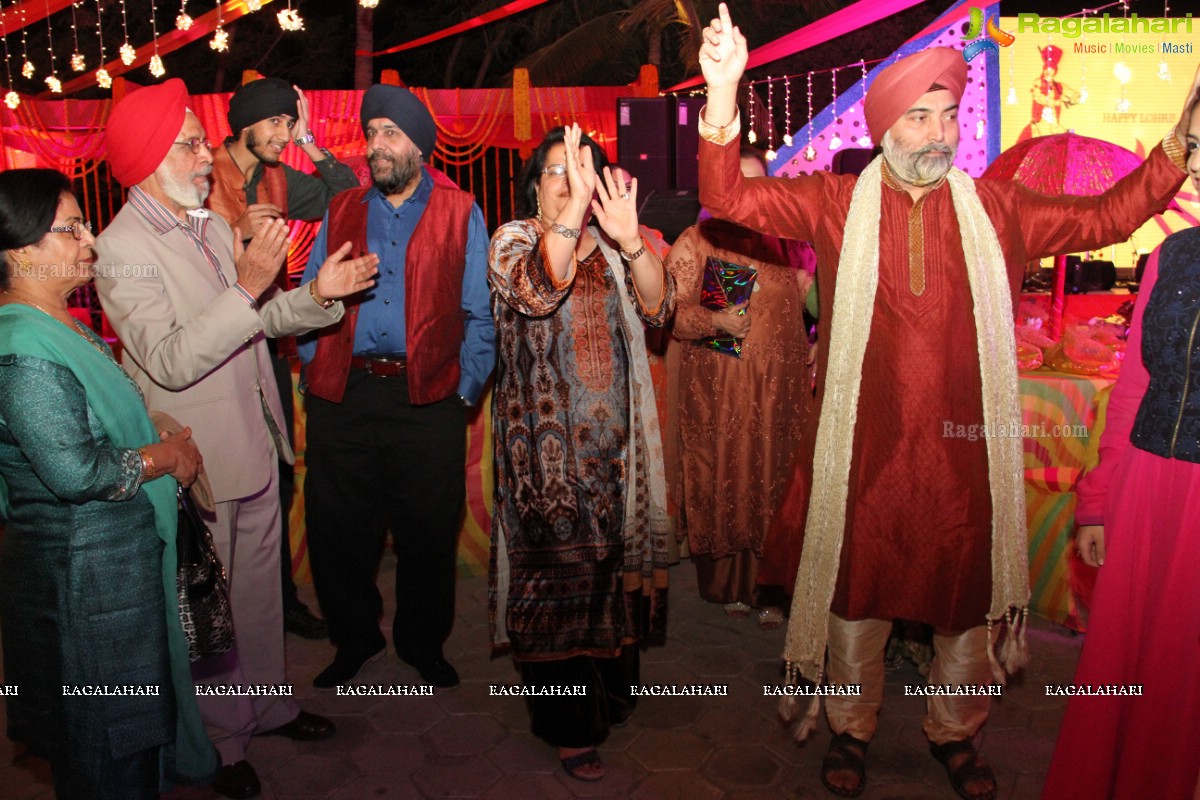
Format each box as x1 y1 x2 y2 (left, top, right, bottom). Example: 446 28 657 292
697 4 1195 798
96 79 380 800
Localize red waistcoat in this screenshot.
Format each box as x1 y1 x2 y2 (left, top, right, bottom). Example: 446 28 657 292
305 178 472 405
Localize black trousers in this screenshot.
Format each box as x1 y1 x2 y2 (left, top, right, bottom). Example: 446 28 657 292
520 646 639 749
304 369 466 656
268 341 300 611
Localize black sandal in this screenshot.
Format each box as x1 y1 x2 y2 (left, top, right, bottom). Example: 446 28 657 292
821 732 869 798
560 748 605 782
930 739 997 800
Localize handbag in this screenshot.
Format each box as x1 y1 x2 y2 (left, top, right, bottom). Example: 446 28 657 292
697 256 758 358
175 484 235 662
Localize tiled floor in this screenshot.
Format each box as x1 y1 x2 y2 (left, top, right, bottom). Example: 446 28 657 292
1 555 1084 799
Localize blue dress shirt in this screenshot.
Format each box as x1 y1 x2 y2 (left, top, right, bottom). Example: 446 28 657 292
298 169 495 404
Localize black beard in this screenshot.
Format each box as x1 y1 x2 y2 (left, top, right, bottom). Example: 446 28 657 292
245 129 280 165
370 149 420 195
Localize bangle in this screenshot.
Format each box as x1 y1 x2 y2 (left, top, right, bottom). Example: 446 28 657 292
1162 131 1187 170
138 446 157 481
309 280 335 309
547 221 582 240
620 242 647 261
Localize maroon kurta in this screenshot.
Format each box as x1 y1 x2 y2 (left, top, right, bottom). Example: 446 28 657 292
698 135 1185 632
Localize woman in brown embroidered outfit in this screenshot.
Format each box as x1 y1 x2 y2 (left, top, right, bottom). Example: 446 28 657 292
666 149 814 628
487 124 675 781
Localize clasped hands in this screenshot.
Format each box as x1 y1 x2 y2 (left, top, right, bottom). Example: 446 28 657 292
233 218 379 302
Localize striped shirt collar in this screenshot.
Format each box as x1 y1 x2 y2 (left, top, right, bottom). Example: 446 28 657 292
127 185 211 237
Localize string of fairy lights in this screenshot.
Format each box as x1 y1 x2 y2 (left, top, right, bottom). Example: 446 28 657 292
0 0 1180 117
0 0 387 108
664 0 1172 162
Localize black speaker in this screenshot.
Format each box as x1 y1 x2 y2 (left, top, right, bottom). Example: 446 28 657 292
1135 252 1150 283
673 96 706 190
1067 257 1116 292
617 97 672 191
832 148 875 176
637 189 701 245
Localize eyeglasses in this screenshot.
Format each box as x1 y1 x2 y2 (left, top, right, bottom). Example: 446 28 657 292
48 220 93 240
542 163 567 178
172 137 214 154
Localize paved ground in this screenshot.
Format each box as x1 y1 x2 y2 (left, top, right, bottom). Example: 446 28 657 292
1 555 1084 799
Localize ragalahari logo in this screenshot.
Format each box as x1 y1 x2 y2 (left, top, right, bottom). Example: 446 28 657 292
962 7 1015 62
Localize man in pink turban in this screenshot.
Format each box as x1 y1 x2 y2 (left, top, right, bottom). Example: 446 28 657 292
697 4 1196 798
95 79 380 800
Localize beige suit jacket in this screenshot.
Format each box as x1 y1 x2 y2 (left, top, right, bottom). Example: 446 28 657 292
95 204 342 503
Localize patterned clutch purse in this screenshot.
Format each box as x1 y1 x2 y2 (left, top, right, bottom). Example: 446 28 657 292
697 256 757 358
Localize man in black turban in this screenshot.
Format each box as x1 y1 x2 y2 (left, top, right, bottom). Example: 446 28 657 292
208 77 361 646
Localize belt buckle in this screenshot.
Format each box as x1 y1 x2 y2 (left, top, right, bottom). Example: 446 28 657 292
369 356 405 377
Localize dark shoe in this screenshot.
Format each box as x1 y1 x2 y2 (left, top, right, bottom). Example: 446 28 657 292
258 710 336 741
212 760 260 799
398 650 460 688
930 739 997 800
284 603 329 640
313 645 385 688
821 732 869 798
560 748 605 782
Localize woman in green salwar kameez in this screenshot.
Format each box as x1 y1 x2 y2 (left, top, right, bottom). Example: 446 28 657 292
0 169 216 799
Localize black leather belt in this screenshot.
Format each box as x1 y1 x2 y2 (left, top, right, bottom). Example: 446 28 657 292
350 355 407 377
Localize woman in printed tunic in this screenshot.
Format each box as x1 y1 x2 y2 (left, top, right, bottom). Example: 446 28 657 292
487 124 675 781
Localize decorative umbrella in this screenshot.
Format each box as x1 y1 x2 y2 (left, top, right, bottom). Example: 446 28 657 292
982 132 1143 339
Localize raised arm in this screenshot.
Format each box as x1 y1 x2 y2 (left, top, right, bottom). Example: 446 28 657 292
488 219 573 318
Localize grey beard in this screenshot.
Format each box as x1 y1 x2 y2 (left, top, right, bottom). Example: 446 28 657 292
882 132 955 186
161 170 211 209
370 151 420 195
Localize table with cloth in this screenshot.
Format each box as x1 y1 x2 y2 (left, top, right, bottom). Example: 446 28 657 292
1021 368 1113 630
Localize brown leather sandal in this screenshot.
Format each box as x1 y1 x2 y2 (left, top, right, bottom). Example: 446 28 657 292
930 739 997 800
821 732 869 797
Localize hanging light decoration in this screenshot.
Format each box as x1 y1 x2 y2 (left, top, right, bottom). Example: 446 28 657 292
210 1 229 51
359 0 379 7
118 0 135 64
277 0 304 31
803 71 816 162
782 76 793 148
175 0 192 31
1 0 20 108
828 69 841 151
43 0 62 92
20 5 35 78
246 0 262 10
857 60 871 147
92 0 111 88
765 76 777 161
69 1 86 71
746 81 756 144
148 0 165 76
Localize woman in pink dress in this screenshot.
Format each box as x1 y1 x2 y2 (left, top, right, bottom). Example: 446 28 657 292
1041 97 1200 800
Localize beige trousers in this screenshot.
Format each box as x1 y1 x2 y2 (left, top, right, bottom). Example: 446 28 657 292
824 613 991 745
193 460 299 764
